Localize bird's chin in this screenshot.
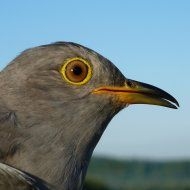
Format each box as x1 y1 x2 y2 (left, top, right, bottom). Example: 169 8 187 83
92 79 179 109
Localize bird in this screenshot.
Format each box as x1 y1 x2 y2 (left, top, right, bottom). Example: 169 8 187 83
0 42 179 190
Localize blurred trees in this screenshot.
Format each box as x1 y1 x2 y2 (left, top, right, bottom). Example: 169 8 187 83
84 157 190 190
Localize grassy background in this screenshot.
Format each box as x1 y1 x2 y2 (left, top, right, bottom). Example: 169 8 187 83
84 157 190 190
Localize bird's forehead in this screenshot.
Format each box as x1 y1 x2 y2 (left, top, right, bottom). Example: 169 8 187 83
39 42 99 59
38 42 123 82
26 42 105 71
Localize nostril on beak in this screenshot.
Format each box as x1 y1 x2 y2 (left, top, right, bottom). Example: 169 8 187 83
126 80 135 88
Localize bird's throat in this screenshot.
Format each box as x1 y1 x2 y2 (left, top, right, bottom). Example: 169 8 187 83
4 97 122 190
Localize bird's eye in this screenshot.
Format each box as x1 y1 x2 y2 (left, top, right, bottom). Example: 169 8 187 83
60 57 92 85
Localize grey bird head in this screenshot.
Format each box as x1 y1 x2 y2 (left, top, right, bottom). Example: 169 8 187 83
0 42 179 190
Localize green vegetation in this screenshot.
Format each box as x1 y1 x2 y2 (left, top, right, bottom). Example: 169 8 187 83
84 157 190 190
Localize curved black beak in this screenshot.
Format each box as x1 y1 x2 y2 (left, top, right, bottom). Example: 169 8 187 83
93 79 179 109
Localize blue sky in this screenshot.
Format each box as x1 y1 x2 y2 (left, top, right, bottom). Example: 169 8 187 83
0 1 189 160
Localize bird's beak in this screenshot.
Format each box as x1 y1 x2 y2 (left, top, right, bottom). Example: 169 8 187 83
92 79 179 109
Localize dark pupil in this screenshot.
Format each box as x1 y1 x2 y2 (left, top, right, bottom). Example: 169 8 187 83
71 66 82 75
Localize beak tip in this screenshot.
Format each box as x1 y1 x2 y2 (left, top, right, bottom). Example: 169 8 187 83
171 102 179 109
173 98 180 108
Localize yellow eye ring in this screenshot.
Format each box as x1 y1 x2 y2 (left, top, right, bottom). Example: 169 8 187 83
60 57 92 85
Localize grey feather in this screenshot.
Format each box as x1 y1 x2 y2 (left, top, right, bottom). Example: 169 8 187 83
0 163 52 190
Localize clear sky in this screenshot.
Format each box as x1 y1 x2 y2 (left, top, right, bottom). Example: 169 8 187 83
0 1 189 160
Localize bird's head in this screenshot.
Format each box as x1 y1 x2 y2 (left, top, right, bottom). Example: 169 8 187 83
0 42 179 188
4 42 179 107
2 41 179 154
